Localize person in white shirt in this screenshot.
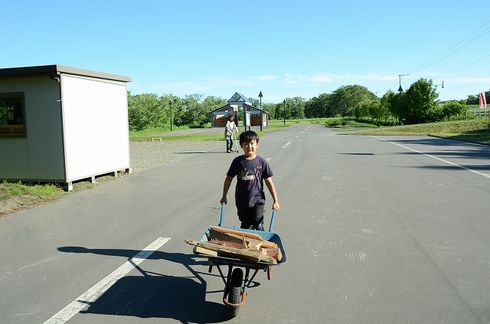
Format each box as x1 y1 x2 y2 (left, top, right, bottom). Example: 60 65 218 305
225 115 238 152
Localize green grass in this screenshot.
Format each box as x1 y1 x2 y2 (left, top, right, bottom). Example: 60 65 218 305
129 118 490 144
0 181 62 199
130 122 291 142
340 119 490 144
0 174 117 217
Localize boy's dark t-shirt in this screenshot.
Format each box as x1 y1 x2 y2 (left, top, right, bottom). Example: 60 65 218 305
226 155 273 208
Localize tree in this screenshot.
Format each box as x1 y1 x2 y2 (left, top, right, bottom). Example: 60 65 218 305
127 92 165 131
403 78 440 124
353 101 370 120
182 94 202 126
289 96 306 119
329 85 376 117
201 96 226 126
305 93 330 118
367 101 387 126
249 97 259 107
379 90 397 122
276 99 293 121
441 101 466 120
262 103 277 120
159 94 185 127
466 94 479 105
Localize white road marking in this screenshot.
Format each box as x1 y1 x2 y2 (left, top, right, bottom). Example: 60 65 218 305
44 237 171 324
378 137 490 179
282 142 291 148
266 158 271 161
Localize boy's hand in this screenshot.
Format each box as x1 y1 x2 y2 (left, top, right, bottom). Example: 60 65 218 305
220 197 227 205
272 202 280 210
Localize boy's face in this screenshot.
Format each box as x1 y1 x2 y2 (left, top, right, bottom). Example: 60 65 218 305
240 139 259 159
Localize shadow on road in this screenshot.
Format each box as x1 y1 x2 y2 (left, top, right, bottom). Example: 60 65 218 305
58 246 230 323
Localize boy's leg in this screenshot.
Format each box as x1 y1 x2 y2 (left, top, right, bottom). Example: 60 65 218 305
251 203 265 231
237 207 252 229
237 204 265 230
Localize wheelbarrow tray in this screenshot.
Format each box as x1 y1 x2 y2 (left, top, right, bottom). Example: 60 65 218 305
196 225 287 267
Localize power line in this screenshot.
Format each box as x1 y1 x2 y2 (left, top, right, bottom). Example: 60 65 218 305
408 20 490 74
432 53 490 80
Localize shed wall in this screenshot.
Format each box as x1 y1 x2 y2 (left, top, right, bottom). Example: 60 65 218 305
0 76 65 181
60 75 130 182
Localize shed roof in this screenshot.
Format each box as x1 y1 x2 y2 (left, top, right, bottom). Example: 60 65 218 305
0 64 131 82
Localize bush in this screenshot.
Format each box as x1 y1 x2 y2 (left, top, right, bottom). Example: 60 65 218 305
326 119 341 127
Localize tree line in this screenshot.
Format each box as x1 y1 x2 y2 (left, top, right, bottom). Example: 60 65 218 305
127 79 490 131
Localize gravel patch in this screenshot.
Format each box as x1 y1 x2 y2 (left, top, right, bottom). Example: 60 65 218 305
0 141 225 217
130 140 225 173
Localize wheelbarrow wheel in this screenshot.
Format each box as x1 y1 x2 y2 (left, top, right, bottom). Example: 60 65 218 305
227 268 243 318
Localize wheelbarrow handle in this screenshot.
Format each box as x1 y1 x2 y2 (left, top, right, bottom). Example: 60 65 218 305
219 203 225 227
268 209 277 232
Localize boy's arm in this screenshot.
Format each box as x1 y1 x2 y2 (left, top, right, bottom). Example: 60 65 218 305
264 177 280 210
220 176 233 205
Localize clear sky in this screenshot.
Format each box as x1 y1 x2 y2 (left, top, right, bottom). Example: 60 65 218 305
3 0 489 103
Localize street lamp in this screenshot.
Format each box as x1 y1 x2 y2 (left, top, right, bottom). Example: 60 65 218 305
397 74 408 125
398 73 409 92
282 99 286 125
170 99 173 131
258 91 263 132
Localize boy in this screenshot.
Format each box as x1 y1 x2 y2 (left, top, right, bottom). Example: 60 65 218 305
220 130 280 230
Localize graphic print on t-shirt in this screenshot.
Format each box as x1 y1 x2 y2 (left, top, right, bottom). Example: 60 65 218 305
239 169 257 182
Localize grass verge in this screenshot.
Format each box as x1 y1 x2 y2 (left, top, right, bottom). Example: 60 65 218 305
339 119 490 145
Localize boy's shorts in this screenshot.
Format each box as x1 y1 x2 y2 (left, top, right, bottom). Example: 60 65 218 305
237 203 265 231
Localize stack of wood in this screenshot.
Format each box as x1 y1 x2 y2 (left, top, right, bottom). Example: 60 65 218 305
185 226 283 264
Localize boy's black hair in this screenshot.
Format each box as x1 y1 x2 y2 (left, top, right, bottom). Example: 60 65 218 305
239 130 259 145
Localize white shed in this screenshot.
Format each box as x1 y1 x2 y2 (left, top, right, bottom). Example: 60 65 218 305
0 65 132 190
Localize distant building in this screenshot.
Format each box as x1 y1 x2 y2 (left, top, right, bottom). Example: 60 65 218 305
210 92 268 128
0 65 131 190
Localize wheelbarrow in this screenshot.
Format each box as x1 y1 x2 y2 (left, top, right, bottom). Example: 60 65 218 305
191 204 287 318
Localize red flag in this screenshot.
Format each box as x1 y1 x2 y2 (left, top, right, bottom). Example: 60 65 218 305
480 92 487 109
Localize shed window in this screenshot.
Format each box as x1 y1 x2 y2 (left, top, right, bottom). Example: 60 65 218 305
0 93 25 137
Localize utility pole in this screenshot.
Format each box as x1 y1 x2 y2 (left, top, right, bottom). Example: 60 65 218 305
258 91 263 132
170 100 173 131
282 99 286 126
398 73 409 92
398 74 408 124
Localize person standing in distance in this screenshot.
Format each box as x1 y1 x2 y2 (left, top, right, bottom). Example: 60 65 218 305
220 130 280 230
224 115 238 153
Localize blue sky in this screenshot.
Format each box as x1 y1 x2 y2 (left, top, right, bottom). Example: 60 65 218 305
3 0 489 103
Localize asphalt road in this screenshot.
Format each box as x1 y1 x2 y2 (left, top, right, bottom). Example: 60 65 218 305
1 124 490 323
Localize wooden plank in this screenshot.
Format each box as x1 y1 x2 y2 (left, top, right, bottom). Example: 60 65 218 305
208 227 263 248
193 245 218 256
185 239 276 264
210 226 264 241
261 247 283 262
209 226 279 249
